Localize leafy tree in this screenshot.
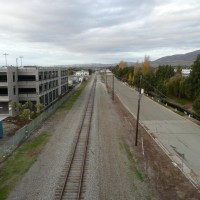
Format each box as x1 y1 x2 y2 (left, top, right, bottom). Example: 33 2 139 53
187 54 200 100
142 71 156 92
128 72 133 84
19 109 31 123
142 55 150 75
22 101 33 110
118 61 128 69
133 70 142 89
155 65 175 96
11 101 21 111
156 65 175 83
35 102 44 113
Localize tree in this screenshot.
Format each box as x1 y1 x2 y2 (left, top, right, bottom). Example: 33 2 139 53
155 65 175 96
118 61 128 69
143 71 156 92
187 54 200 100
128 72 133 85
133 70 142 89
142 55 150 75
166 76 182 98
35 102 44 113
19 109 31 123
23 101 33 110
11 101 21 112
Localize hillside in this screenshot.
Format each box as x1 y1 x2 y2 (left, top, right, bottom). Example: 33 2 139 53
151 49 200 67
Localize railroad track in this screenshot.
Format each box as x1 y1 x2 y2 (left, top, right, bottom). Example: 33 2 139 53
55 77 96 200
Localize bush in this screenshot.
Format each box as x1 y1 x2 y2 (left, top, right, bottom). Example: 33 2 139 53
193 94 200 115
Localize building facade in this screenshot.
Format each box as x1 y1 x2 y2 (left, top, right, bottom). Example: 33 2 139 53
0 66 68 116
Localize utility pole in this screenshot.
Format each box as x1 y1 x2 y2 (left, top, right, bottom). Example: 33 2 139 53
105 69 107 87
19 56 23 67
135 75 142 146
112 73 114 101
3 53 8 67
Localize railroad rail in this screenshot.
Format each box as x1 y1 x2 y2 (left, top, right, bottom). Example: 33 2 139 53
55 77 96 200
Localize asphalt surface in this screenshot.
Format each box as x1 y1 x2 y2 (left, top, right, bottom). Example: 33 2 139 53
107 75 200 185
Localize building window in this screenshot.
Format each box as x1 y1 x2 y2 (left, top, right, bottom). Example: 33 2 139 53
18 75 36 81
18 88 36 94
0 72 7 82
13 72 15 82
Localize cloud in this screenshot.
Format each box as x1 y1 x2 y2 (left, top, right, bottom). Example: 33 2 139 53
0 0 200 65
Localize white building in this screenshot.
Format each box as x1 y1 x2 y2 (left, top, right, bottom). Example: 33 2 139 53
182 69 191 77
75 70 89 76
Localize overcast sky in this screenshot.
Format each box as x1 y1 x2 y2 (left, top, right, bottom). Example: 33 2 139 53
0 0 200 66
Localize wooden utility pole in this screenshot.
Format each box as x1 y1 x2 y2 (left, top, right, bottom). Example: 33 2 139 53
135 75 142 146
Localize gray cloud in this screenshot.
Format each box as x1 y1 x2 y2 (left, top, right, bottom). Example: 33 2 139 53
0 0 200 65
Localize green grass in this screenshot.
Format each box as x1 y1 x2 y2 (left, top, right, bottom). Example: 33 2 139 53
59 81 88 111
0 132 50 200
119 137 144 182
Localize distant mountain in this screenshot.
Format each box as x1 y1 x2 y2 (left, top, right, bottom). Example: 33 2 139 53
151 49 200 67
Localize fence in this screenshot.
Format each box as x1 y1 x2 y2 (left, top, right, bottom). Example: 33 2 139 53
0 84 80 162
146 92 200 121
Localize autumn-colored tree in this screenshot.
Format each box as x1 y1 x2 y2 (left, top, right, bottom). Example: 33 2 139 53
133 62 139 77
142 55 150 75
118 61 128 69
128 72 133 84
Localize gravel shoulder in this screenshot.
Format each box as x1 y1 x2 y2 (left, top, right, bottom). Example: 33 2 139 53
7 80 93 200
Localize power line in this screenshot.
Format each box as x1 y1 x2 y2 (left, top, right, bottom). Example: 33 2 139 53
141 77 169 99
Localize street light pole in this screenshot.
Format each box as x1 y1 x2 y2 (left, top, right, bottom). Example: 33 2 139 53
135 75 142 146
19 56 23 67
3 53 8 67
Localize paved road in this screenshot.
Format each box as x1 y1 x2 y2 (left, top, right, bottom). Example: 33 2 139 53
107 75 200 184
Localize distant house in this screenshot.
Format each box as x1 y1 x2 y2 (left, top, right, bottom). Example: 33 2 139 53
75 70 89 76
174 68 191 77
182 69 191 77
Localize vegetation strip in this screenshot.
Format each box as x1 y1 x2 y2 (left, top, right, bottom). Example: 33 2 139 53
0 80 88 200
58 80 88 111
119 137 144 182
0 132 50 200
